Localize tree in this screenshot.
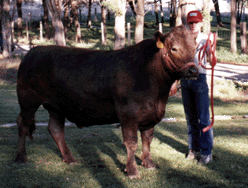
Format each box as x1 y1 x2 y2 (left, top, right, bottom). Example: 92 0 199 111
135 0 144 43
71 0 81 43
236 0 246 24
1 0 12 58
46 0 66 46
87 0 92 27
101 0 107 45
170 0 177 27
212 0 224 27
202 0 211 34
176 0 195 26
128 0 136 16
231 0 237 53
42 0 50 39
154 0 159 26
159 0 163 24
114 0 126 50
16 0 23 37
63 0 71 39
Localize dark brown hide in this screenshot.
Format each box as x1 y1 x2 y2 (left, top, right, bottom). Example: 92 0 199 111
15 25 198 179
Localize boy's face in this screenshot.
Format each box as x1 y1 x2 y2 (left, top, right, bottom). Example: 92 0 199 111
188 22 202 34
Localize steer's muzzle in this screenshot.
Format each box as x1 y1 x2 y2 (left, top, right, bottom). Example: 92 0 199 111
180 62 199 79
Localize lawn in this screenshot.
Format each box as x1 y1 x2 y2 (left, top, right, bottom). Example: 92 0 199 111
0 119 248 188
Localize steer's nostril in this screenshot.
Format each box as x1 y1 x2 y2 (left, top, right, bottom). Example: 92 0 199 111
189 67 197 74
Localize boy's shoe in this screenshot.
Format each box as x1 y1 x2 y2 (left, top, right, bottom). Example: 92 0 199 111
198 154 213 164
186 150 201 160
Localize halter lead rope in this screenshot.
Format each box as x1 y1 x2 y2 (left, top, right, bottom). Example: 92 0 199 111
198 32 217 133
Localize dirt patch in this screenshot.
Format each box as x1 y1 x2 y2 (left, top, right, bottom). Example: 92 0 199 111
0 58 21 85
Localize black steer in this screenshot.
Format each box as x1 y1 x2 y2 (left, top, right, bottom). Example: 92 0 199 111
15 25 198 179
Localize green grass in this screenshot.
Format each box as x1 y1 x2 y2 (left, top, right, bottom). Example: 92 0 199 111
0 120 248 187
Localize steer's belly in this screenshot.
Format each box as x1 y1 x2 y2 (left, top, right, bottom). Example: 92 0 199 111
50 96 119 127
66 107 119 127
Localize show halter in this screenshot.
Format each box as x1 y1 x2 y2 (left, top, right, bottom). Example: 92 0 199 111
156 39 196 76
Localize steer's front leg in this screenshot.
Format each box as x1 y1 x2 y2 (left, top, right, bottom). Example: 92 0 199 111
140 128 156 169
121 125 140 179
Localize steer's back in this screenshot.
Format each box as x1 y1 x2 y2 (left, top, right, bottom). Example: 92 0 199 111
17 46 122 126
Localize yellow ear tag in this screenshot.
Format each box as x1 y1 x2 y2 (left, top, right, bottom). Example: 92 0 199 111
156 39 164 49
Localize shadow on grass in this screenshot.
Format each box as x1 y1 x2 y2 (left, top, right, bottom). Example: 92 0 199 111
71 126 127 187
154 120 248 187
154 128 188 155
0 67 18 85
0 125 127 187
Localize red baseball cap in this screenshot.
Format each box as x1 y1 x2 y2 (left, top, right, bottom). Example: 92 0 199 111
187 10 203 23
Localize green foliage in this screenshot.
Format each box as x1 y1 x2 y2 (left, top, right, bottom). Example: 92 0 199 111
101 0 123 17
201 10 213 22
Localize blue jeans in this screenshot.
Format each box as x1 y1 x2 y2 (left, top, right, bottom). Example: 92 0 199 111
181 74 213 155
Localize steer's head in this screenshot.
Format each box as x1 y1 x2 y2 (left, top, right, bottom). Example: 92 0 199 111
155 25 199 79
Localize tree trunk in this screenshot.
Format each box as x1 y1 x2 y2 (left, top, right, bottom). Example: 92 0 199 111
135 0 144 43
154 0 159 26
159 0 163 24
101 0 107 45
179 0 195 25
231 0 237 53
1 0 12 58
46 0 66 46
87 0 92 27
17 0 23 37
240 22 247 54
64 5 69 39
237 0 241 24
175 3 182 26
63 0 71 39
202 0 211 34
236 0 245 24
128 0 136 16
72 0 81 43
114 0 126 50
42 0 50 38
170 0 177 27
212 0 224 27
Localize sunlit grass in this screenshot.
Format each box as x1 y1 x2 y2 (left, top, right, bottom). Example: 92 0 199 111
217 47 248 64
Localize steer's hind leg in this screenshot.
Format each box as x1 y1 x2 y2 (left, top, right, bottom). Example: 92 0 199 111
15 99 40 163
47 110 77 164
140 128 156 169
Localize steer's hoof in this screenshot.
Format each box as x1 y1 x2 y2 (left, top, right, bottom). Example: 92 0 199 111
141 160 156 169
127 171 141 179
63 156 78 164
15 154 27 163
125 168 141 179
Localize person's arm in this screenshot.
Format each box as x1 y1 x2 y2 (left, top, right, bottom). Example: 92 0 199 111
170 80 179 96
207 33 216 66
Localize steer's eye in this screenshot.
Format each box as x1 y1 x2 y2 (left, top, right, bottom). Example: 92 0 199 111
171 48 178 52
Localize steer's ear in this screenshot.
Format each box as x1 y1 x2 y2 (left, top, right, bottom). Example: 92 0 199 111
156 39 164 49
154 31 164 49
